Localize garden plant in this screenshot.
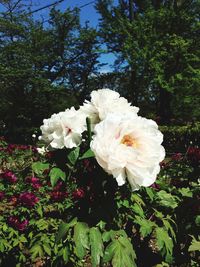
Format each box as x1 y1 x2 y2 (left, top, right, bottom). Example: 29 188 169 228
0 89 199 267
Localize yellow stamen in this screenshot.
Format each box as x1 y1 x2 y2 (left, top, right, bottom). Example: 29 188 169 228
121 134 137 148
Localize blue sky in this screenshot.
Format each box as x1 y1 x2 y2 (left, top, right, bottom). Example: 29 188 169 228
0 0 119 72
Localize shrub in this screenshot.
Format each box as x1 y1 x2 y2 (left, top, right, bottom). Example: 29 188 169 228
160 123 200 153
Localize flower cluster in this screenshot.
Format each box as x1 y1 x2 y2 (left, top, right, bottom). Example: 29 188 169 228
26 176 42 190
8 216 29 231
1 171 17 183
19 192 39 208
40 89 165 190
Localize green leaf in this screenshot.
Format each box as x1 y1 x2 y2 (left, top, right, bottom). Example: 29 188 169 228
178 187 193 198
89 227 104 267
103 236 137 267
79 149 95 160
32 161 49 175
156 227 173 261
30 244 44 260
73 222 89 259
49 167 66 187
43 243 51 256
62 246 69 263
134 216 155 238
131 193 145 206
195 215 200 226
163 218 176 241
67 147 80 165
132 203 145 217
145 187 155 201
56 217 77 243
102 231 112 243
188 236 200 252
157 190 179 209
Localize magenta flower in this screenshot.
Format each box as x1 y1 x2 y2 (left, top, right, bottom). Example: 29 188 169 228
171 153 183 161
0 191 5 200
19 192 39 208
26 177 42 190
187 147 200 164
1 171 17 183
50 191 68 202
8 216 29 231
72 188 85 199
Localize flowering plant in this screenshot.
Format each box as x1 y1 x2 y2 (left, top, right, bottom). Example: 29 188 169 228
39 89 165 191
0 90 199 267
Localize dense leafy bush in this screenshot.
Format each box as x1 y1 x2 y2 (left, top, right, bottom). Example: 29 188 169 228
160 123 200 153
0 135 199 267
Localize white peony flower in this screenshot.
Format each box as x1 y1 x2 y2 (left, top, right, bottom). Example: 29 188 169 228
40 107 86 149
80 89 139 126
91 113 165 190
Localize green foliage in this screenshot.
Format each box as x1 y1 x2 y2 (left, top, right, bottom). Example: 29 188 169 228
32 161 50 175
79 149 95 160
160 123 200 152
188 236 200 252
97 0 200 122
0 1 100 143
103 235 137 267
73 222 89 259
67 147 80 165
89 227 104 267
0 133 200 266
156 227 174 262
49 167 66 187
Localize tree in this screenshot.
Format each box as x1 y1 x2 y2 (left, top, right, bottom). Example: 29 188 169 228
0 0 100 142
96 0 200 123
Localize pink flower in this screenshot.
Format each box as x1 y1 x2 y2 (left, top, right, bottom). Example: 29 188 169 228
26 176 39 184
171 153 183 161
0 192 5 200
50 191 68 202
26 177 42 190
187 147 200 164
8 216 29 231
1 171 17 183
19 192 39 208
72 188 85 199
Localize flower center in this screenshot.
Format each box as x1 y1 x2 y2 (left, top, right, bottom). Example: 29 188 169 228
121 134 137 148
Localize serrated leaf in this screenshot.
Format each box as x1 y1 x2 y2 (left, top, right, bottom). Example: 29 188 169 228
103 241 116 263
79 149 95 160
156 227 173 261
132 203 145 217
30 244 43 260
73 222 89 259
89 227 104 267
56 217 77 243
157 190 179 209
134 216 155 238
43 243 51 256
145 187 155 201
188 236 200 252
131 193 145 206
32 161 49 175
102 231 112 243
49 167 66 187
68 147 80 165
62 246 69 262
178 187 193 198
103 236 137 267
163 219 176 241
